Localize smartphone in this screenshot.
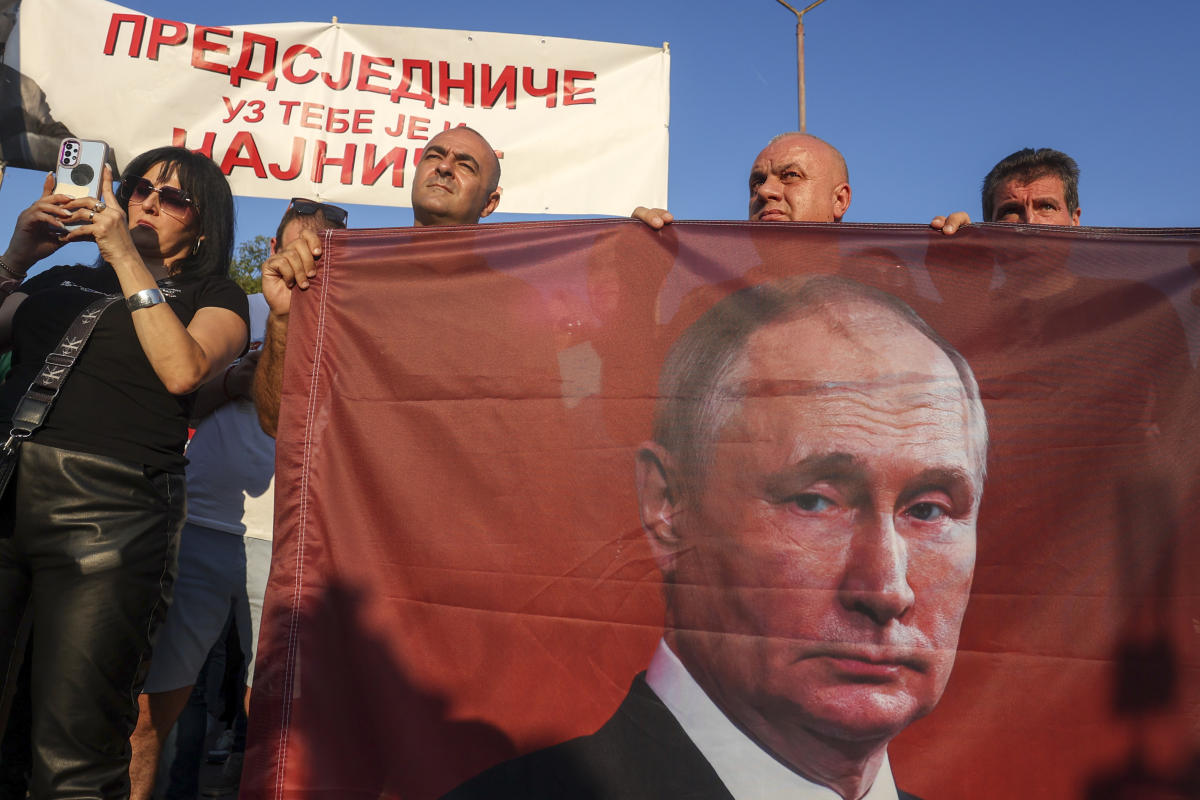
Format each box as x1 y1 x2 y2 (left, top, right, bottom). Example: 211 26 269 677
54 138 109 228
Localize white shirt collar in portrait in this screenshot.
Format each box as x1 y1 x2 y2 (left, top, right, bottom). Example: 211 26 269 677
645 639 900 800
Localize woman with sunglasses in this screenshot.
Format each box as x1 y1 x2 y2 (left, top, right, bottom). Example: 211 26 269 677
0 145 248 799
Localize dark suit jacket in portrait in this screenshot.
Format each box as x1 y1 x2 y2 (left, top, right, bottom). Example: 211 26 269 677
441 674 924 800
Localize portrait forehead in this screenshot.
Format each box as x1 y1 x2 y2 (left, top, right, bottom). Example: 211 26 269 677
718 304 977 486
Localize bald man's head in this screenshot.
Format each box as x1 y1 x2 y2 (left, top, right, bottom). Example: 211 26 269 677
748 133 851 223
411 126 503 226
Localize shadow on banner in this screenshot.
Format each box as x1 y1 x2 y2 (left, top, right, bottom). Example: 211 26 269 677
244 220 1200 800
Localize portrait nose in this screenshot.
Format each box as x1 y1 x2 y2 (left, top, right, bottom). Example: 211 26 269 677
838 515 915 625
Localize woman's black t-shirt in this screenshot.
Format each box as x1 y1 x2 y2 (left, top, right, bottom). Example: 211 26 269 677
0 264 250 472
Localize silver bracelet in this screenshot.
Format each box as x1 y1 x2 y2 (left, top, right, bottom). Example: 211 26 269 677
126 288 166 311
0 255 26 282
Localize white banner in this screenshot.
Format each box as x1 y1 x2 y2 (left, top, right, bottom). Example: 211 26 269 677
6 0 670 214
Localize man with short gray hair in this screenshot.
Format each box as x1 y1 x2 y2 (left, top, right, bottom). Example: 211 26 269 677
445 276 987 800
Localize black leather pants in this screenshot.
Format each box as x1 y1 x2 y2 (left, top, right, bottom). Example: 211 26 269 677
0 442 183 799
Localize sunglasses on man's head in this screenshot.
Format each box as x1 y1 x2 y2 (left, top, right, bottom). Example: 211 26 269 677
127 177 197 220
288 198 349 227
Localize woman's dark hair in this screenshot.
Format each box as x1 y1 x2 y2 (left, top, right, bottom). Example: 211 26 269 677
116 146 235 280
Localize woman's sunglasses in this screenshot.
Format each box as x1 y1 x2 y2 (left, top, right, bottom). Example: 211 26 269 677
127 177 197 220
288 198 349 227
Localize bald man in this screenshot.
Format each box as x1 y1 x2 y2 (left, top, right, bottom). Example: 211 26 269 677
252 126 503 435
634 132 851 228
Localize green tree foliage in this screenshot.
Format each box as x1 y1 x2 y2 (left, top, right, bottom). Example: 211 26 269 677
229 234 272 294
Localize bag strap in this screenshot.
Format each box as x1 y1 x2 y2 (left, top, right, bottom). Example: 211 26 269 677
4 293 123 450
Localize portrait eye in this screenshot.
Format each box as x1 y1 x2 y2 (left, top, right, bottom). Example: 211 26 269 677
906 501 947 522
789 493 835 513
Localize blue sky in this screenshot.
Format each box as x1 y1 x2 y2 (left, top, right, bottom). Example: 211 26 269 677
2 0 1197 269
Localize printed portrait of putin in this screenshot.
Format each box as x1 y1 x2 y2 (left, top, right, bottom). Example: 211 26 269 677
446 276 988 800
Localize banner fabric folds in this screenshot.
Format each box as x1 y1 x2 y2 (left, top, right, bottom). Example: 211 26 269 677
246 220 1199 800
3 0 669 214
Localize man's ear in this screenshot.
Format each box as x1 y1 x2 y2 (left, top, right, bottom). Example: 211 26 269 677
269 236 278 255
1070 206 1081 226
635 442 687 574
832 182 852 222
479 186 502 219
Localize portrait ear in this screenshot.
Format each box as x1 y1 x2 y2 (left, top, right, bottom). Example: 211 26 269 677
832 182 852 222
635 442 686 571
269 236 278 254
1070 205 1081 226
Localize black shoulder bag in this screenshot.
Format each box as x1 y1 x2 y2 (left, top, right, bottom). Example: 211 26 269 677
0 293 122 500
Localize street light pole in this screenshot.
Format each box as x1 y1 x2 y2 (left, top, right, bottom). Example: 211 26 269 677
774 0 832 133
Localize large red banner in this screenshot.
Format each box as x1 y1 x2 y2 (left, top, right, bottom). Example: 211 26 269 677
245 221 1199 800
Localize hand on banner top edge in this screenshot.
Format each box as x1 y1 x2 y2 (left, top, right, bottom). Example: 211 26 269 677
260 228 323 318
930 211 972 235
632 206 675 230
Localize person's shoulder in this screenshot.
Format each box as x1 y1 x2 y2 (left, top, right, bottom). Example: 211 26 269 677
180 272 244 295
175 274 250 314
29 263 98 284
21 263 110 294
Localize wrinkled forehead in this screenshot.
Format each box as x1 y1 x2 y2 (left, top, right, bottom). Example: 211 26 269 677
994 172 1067 203
739 304 957 384
751 136 833 173
427 129 493 164
721 309 978 470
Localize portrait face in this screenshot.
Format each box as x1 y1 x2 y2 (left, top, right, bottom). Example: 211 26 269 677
640 302 980 758
411 128 501 227
747 135 851 223
989 174 1080 226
